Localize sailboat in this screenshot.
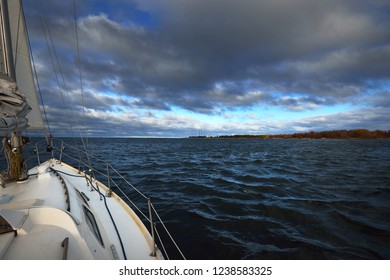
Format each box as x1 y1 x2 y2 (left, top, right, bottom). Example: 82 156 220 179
0 0 183 260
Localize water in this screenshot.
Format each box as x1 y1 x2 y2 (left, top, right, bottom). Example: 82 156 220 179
23 138 390 259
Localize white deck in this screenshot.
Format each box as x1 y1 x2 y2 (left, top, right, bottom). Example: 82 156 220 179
0 159 161 260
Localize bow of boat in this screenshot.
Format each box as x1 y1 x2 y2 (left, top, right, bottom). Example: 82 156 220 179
0 158 163 260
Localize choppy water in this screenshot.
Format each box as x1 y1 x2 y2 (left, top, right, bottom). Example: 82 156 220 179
25 138 390 259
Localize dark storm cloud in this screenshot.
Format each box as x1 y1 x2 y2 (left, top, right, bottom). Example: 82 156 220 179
138 0 390 89
96 0 389 108
22 0 390 135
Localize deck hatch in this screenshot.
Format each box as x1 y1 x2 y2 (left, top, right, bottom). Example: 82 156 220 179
83 206 104 247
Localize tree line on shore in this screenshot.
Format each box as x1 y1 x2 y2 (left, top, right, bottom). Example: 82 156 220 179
271 129 390 139
190 129 390 139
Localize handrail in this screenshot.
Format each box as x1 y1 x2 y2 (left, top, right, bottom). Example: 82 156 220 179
31 138 185 260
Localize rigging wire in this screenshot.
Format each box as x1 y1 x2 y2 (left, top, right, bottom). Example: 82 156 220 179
73 2 89 148
26 0 93 171
35 0 80 147
73 0 94 174
35 0 64 132
24 0 91 154
32 0 89 153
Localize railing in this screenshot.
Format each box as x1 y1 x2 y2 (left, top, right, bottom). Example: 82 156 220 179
31 138 185 260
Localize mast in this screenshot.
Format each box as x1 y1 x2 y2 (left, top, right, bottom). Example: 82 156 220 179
0 0 15 80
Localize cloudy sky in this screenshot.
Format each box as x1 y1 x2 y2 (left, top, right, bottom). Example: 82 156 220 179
23 0 390 137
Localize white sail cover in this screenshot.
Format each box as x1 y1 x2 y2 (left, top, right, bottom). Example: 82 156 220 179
0 0 44 132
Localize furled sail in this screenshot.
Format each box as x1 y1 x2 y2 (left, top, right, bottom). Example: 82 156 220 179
0 0 44 133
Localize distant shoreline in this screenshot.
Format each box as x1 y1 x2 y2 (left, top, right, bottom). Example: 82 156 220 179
189 129 390 140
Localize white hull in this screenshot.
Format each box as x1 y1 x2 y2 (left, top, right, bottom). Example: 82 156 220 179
0 158 162 260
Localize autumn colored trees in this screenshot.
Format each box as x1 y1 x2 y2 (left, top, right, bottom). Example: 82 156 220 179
270 129 390 139
195 129 390 139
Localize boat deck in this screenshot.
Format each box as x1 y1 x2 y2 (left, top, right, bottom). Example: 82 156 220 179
0 159 161 260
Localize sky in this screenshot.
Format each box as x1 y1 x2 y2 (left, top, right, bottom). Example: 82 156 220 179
22 0 390 137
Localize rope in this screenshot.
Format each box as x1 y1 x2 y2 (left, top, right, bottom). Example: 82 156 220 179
2 137 21 179
87 176 128 260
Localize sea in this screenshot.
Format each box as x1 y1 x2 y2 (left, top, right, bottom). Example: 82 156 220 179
16 138 390 259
